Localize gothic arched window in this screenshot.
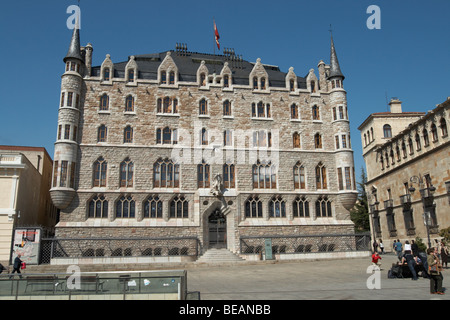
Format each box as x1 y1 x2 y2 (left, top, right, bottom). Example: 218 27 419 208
93 157 107 187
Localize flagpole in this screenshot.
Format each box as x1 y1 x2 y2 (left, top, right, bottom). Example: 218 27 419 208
213 18 216 73
213 19 216 55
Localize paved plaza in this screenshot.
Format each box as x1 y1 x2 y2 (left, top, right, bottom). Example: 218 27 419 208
185 253 449 300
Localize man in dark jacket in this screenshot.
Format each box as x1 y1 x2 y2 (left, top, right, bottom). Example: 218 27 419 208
10 254 23 279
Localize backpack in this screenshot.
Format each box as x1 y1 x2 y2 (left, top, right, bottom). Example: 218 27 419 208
388 264 403 278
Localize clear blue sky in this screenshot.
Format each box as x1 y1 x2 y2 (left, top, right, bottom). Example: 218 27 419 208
0 0 449 182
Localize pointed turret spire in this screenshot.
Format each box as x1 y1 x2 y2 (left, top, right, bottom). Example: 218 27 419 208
328 33 344 80
64 16 83 63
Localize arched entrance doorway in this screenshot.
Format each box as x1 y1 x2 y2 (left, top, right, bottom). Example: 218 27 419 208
208 209 227 248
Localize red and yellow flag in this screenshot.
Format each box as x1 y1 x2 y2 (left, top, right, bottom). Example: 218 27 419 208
214 20 220 50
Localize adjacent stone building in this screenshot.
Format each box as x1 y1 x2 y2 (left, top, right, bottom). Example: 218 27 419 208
50 25 359 261
358 97 450 249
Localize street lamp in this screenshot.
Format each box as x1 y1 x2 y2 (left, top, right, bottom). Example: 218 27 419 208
408 174 436 249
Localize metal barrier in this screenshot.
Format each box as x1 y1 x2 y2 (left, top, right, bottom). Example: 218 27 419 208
39 237 200 264
0 270 191 300
240 233 371 255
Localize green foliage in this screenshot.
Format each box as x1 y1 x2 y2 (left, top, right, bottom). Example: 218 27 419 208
439 227 450 243
350 167 370 232
414 237 427 252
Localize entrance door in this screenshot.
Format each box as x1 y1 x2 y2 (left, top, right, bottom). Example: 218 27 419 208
208 209 226 248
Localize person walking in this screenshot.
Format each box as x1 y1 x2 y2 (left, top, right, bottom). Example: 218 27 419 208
379 240 385 254
404 240 412 254
427 248 444 295
440 241 448 269
373 240 379 253
10 253 23 279
394 240 403 261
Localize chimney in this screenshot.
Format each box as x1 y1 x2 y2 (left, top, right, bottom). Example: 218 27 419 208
84 43 93 76
389 97 402 113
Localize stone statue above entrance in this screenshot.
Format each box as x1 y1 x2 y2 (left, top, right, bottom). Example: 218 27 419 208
210 174 224 197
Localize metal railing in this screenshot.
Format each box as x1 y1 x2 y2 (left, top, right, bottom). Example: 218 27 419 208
0 270 191 300
40 237 200 264
239 233 371 255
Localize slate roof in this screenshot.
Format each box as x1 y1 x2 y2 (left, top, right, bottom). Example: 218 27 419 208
91 51 307 89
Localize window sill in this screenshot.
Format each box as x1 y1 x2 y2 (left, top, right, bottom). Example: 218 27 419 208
251 117 273 121
156 113 180 117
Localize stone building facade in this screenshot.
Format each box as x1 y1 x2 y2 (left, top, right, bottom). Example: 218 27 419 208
50 26 358 257
358 97 450 249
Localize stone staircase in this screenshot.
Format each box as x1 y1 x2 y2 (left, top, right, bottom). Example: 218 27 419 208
195 248 245 265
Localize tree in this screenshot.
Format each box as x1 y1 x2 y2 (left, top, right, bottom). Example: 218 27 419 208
439 227 450 243
350 167 370 232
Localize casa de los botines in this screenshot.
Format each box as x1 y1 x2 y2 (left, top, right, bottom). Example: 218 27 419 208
49 23 363 264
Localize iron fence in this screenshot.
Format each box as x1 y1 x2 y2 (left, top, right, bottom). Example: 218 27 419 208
40 237 200 264
239 233 371 255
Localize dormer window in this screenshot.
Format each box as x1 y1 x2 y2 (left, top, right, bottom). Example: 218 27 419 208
128 69 135 82
160 71 167 84
253 77 258 89
200 73 206 86
169 72 175 85
261 78 266 90
103 68 110 81
290 80 295 92
224 75 229 88
311 81 316 93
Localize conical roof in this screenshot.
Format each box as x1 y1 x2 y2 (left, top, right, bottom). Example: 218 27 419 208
328 35 344 80
64 21 83 63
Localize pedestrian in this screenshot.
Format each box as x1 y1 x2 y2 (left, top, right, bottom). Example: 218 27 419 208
427 248 444 295
379 239 385 254
372 251 382 269
373 240 378 253
435 239 441 260
394 239 403 261
10 253 23 279
400 251 418 280
440 241 448 269
411 240 419 257
404 240 412 254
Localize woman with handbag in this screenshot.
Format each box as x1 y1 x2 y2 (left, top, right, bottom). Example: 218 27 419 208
427 248 444 295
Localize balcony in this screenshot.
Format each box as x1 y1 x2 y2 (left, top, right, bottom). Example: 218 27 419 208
384 199 394 210
369 202 379 213
420 187 435 199
400 194 412 209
